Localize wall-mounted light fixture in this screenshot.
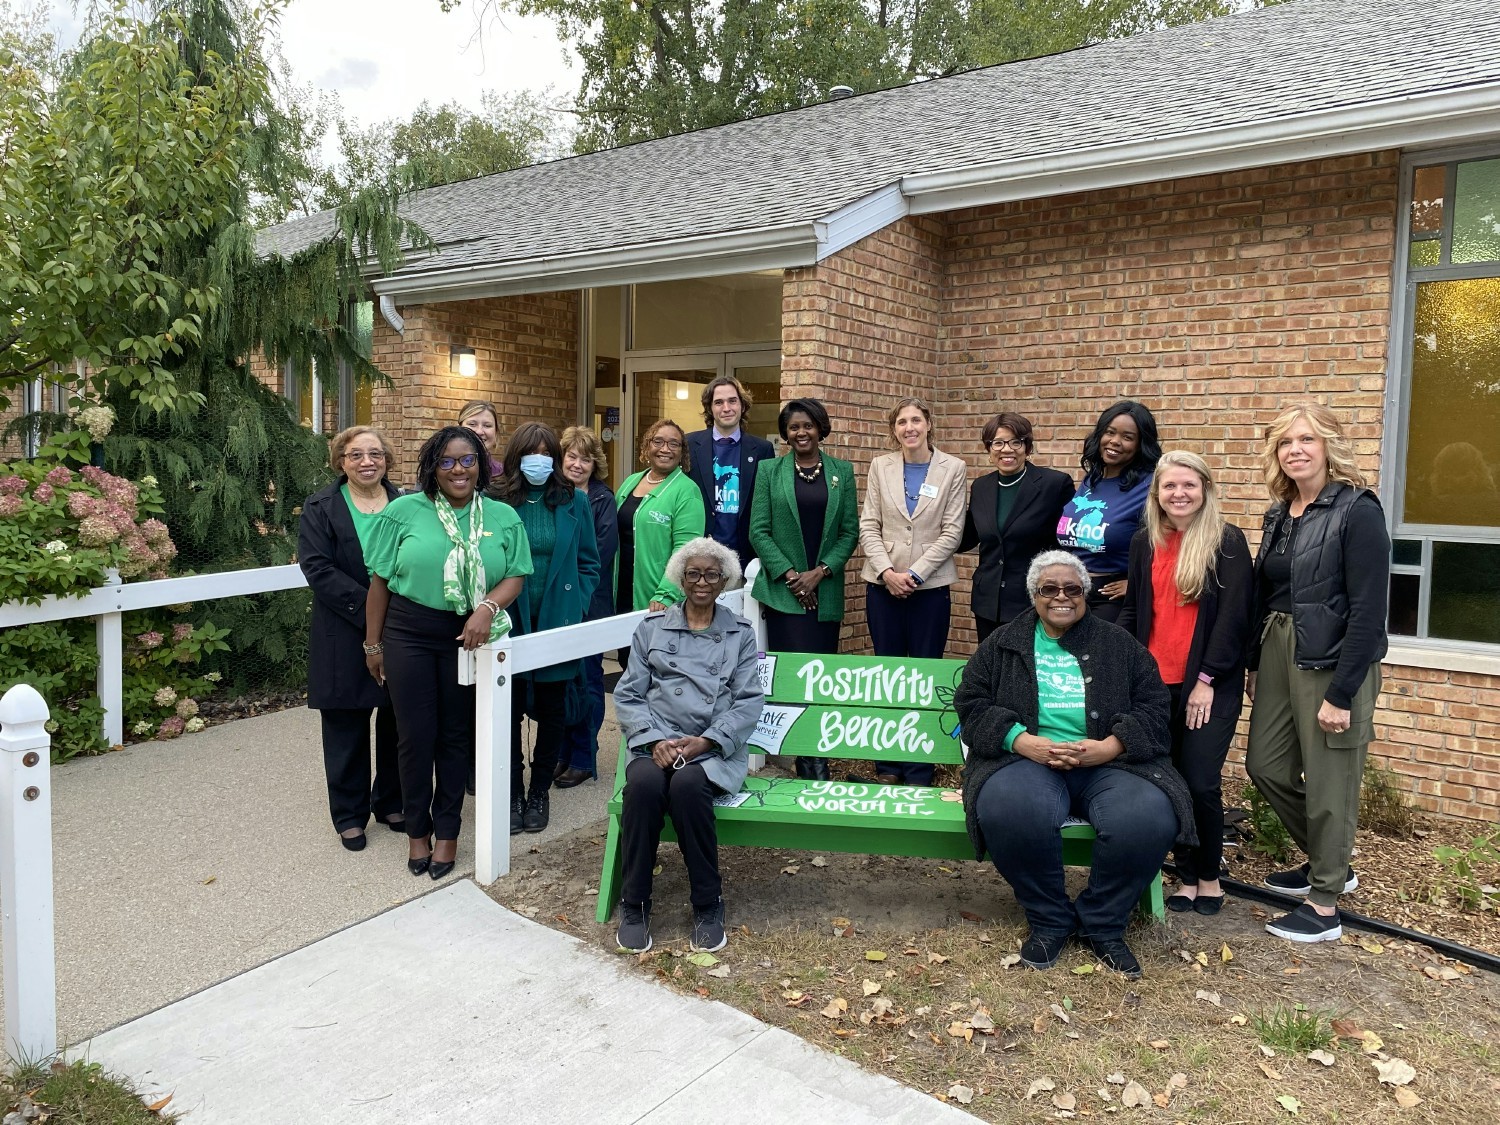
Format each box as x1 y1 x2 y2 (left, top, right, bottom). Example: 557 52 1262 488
675 384 689 400
450 345 477 378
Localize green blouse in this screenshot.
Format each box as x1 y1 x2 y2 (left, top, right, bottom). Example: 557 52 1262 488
341 484 382 573
364 492 533 613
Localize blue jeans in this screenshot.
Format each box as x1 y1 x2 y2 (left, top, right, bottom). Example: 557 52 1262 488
975 759 1176 940
558 653 605 775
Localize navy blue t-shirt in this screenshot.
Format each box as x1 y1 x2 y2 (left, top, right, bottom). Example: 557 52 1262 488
711 436 741 550
1056 475 1149 576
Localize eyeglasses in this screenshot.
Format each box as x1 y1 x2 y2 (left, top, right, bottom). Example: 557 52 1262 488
649 437 682 451
438 454 479 470
683 568 724 585
989 439 1025 451
344 450 386 462
1036 583 1085 600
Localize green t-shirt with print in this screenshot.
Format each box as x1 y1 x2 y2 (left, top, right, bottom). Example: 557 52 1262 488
1003 620 1089 751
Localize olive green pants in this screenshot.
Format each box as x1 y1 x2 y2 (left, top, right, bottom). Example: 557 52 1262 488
1245 613 1381 908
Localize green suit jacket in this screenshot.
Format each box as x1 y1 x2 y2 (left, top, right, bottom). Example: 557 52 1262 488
614 467 706 610
748 452 859 622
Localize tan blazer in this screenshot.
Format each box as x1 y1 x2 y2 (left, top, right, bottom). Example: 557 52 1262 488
858 447 969 588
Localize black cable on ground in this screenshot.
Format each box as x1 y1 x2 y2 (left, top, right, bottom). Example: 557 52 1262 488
1160 862 1500 976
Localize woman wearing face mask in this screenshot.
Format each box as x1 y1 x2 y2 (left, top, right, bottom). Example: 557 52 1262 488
493 423 601 833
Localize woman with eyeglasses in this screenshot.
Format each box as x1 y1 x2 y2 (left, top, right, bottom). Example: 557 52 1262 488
955 551 1191 979
297 426 405 852
1057 401 1162 623
615 420 707 619
1118 451 1252 917
959 412 1075 642
458 400 504 478
1245 404 1388 944
362 426 533 880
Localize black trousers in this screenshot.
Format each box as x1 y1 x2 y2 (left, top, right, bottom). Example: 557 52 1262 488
383 595 474 841
318 705 402 832
974 615 999 644
620 757 721 908
764 607 839 654
1166 682 1240 883
1085 571 1127 624
866 583 951 784
512 678 568 796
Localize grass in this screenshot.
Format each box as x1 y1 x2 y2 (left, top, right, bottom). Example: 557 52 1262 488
3 1059 174 1124
1250 1004 1335 1053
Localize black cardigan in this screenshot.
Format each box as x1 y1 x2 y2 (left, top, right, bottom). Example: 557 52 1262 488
1117 523 1252 719
959 464 1076 625
297 478 400 711
955 609 1195 857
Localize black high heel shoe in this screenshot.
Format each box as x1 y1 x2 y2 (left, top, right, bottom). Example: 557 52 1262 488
429 840 457 880
407 837 432 877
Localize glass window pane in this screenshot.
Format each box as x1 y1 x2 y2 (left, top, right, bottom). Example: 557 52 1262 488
633 272 782 350
1410 165 1445 238
1392 539 1422 567
1429 541 1500 645
1452 158 1500 264
1388 572 1420 636
352 300 374 359
733 363 783 445
1400 278 1500 527
1408 238 1440 269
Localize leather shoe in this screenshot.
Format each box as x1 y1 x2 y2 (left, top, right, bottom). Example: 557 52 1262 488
1167 893 1196 913
429 859 456 880
340 831 367 852
554 760 570 781
555 766 594 789
1085 936 1142 979
407 836 432 876
1193 894 1225 916
382 816 406 833
794 757 830 781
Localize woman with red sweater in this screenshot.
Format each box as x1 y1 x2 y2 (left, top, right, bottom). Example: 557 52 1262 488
1118 451 1251 916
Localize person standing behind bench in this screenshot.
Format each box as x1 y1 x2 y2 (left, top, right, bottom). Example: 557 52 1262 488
363 427 532 881
1057 401 1161 624
686 375 774 569
959 411 1075 642
458 400 504 479
616 420 706 617
298 425 405 851
494 423 600 834
859 395 968 785
1246 403 1389 944
1118 451 1251 917
613 539 763 956
748 398 859 781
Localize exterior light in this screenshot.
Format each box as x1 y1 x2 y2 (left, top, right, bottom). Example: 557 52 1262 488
450 346 477 378
675 385 689 399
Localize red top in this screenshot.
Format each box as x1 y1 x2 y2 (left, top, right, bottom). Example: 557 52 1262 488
1148 530 1199 686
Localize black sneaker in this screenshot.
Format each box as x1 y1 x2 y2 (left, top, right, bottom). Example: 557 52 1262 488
1264 864 1357 896
1019 929 1073 970
1266 903 1342 943
617 901 652 953
509 794 524 836
690 900 727 953
1085 936 1142 979
522 790 550 833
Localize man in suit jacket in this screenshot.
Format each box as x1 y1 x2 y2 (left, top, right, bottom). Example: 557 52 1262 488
686 374 776 568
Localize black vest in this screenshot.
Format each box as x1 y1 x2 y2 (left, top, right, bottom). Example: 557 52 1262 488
1254 483 1384 669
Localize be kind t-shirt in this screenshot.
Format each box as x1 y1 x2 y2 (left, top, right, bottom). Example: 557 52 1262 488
1057 476 1148 576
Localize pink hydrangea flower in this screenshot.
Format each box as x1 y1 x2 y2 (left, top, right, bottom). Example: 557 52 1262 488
0 476 26 495
78 514 120 546
141 519 172 546
157 716 185 740
44 466 73 486
137 631 164 649
176 697 199 718
172 622 192 642
152 686 177 707
31 483 54 504
0 496 21 518
67 492 99 519
80 466 108 487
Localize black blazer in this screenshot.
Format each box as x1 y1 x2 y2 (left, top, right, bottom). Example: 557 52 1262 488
685 428 776 566
958 464 1075 625
297 478 400 712
1117 524 1253 719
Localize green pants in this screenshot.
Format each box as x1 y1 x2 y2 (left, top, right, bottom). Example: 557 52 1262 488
1245 613 1381 907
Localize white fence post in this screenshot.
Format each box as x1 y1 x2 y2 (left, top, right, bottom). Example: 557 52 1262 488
96 568 123 746
741 561 768 773
473 638 514 886
0 684 58 1062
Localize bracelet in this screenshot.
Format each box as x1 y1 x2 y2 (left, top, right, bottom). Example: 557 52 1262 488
1197 672 1214 685
477 599 501 617
362 642 384 655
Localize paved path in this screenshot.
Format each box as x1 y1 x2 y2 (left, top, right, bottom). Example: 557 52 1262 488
83 882 979 1124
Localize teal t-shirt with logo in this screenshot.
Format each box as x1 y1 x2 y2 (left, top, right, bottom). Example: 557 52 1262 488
1003 621 1089 751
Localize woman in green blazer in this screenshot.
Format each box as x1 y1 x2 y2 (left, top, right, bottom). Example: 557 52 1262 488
749 399 858 779
615 419 708 613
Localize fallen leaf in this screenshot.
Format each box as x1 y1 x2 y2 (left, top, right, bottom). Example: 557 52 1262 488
694 986 710 997
200 876 215 886
1121 1081 1151 1108
706 964 731 978
1258 1061 1284 1081
1051 1004 1071 1024
686 952 719 967
999 953 1021 969
1195 989 1221 1006
780 865 800 875
1360 939 1384 955
1331 1018 1364 1040
961 910 984 922
1054 1092 1077 1110
146 1094 174 1112
1106 1073 1126 1085
1026 1077 1057 1099
1422 965 1460 981
1195 951 1209 966
1307 1050 1336 1067
821 998 848 1019
969 1010 995 1031
914 1005 932 1016
1359 1030 1384 1054
811 856 828 867
865 950 887 962
977 932 993 944
948 1084 974 1105
1166 1074 1187 1091
870 997 894 1017
1393 1088 1422 1108
862 978 881 996
1230 1013 1248 1026
1282 967 1301 975
1372 1057 1416 1086
831 916 853 937
1148 1039 1169 1050
833 1028 856 1038
652 864 663 876
929 952 949 964
1259 1045 1277 1058
1221 943 1234 963
1276 1094 1301 1115
1072 963 1096 975
948 1021 974 1042
1152 1092 1170 1109
1032 1013 1048 1034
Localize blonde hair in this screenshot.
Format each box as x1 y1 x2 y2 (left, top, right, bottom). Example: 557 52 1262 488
1261 402 1366 505
560 425 609 482
329 425 395 476
1145 450 1226 604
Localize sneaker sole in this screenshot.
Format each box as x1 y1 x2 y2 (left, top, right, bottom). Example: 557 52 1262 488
1263 875 1358 897
617 936 653 954
1265 921 1343 943
690 935 728 954
1020 955 1060 970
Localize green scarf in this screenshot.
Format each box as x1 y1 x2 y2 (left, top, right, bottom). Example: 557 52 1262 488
433 496 511 639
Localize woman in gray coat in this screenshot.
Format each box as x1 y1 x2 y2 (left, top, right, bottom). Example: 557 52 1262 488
613 538 764 956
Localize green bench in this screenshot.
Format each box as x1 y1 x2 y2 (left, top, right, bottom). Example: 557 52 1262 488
596 651 1165 924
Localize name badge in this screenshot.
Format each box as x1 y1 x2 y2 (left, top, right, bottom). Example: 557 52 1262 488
918 483 940 499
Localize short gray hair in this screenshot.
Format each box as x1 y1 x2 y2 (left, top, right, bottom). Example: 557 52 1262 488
1026 551 1091 600
664 537 743 590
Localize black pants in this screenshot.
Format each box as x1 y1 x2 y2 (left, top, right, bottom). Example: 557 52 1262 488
764 607 839 654
620 757 721 908
1085 571 1127 624
975 616 999 644
318 705 402 832
513 678 568 796
383 595 474 841
1166 682 1240 883
866 583 951 784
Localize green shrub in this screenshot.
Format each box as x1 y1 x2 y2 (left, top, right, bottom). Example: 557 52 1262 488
1240 781 1296 865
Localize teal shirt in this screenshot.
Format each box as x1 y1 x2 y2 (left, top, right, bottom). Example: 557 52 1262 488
517 489 557 622
364 492 533 613
1003 621 1088 750
340 484 381 574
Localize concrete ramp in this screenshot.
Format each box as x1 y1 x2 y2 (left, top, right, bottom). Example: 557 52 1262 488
83 882 979 1124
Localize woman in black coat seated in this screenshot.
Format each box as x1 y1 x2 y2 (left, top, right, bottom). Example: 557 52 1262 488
955 551 1192 979
297 426 404 851
959 411 1076 641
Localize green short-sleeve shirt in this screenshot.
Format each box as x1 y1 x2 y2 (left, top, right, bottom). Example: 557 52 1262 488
341 484 382 574
364 492 533 612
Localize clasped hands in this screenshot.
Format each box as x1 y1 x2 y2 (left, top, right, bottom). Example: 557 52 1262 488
783 568 823 611
651 736 714 769
1011 732 1125 770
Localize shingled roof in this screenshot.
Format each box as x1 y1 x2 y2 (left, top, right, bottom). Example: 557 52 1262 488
257 0 1500 299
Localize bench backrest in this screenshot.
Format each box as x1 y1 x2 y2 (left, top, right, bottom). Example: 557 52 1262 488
748 652 968 770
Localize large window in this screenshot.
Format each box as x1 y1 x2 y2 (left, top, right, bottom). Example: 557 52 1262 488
1389 152 1500 648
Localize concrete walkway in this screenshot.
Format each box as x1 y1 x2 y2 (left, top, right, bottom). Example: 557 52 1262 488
83 882 978 1124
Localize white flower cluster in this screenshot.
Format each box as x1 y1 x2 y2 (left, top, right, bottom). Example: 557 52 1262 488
75 404 116 442
43 540 68 553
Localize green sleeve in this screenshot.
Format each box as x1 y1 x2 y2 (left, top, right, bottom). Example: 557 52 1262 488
649 475 706 606
363 509 402 581
492 501 534 580
1002 723 1026 753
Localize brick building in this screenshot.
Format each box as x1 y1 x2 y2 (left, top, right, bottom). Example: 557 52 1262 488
254 0 1500 817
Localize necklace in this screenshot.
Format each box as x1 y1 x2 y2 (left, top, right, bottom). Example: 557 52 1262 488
347 487 386 514
794 459 823 483
997 466 1029 489
643 471 667 486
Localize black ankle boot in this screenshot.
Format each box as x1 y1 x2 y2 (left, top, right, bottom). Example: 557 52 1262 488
795 757 830 781
522 789 550 833
510 794 524 836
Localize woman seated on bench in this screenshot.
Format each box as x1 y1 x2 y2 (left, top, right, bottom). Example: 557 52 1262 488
613 538 764 956
954 551 1194 979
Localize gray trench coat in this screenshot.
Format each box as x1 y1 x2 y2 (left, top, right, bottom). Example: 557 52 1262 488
614 603 763 794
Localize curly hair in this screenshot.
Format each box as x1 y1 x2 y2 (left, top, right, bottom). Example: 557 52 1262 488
415 426 493 499
637 419 691 473
1261 402 1366 505
700 375 752 427
1025 551 1092 600
1080 400 1160 491
560 425 609 482
663 537 743 591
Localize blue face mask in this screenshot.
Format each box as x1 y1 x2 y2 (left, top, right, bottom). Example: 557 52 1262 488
520 454 554 486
